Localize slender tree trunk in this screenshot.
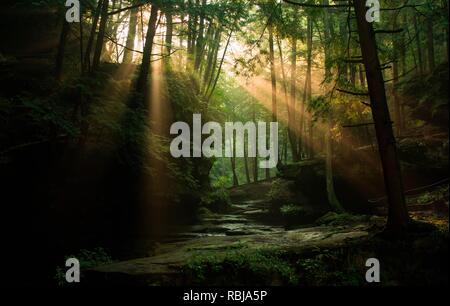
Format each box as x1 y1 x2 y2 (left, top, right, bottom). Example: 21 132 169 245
253 108 259 182
194 0 207 70
299 16 313 159
400 13 407 132
354 0 409 236
102 0 117 62
359 64 366 87
325 115 343 212
205 29 221 94
413 14 424 74
55 16 70 81
319 0 339 210
289 37 299 161
268 23 277 123
203 26 221 91
392 14 402 137
268 23 278 169
206 30 233 103
165 5 173 57
84 0 103 71
187 1 193 57
139 7 145 50
230 138 239 187
276 34 297 162
79 10 84 74
401 14 407 75
244 139 251 184
306 14 314 158
199 24 213 75
444 0 449 61
426 17 435 71
123 6 138 63
284 130 288 162
134 4 159 100
92 0 109 71
265 118 270 180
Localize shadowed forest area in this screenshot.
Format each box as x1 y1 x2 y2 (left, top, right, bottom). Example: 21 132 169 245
0 0 448 287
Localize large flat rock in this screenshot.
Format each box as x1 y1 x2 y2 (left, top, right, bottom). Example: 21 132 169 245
85 224 371 286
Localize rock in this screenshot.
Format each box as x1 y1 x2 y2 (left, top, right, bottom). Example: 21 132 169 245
84 223 372 286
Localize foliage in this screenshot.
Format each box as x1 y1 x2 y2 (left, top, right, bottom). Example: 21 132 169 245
183 249 299 286
297 249 363 286
200 186 231 213
280 204 307 218
268 178 293 205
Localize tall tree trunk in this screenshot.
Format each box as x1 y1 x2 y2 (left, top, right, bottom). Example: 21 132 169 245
123 6 138 63
55 16 70 81
92 0 109 71
194 0 207 70
199 24 213 75
253 108 259 182
320 0 340 210
306 14 314 158
268 23 277 123
230 138 239 187
102 0 117 62
187 0 193 55
325 115 343 212
426 17 435 71
299 16 313 158
276 34 297 162
84 0 103 71
444 0 449 61
205 29 221 94
353 0 409 236
206 30 233 103
392 14 402 137
244 139 251 184
165 4 173 57
359 64 366 87
413 14 424 74
400 13 407 132
203 26 221 91
268 23 278 169
265 118 270 180
289 37 299 161
79 10 84 74
134 4 159 100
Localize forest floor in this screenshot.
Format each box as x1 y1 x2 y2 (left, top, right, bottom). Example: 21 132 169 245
84 180 448 286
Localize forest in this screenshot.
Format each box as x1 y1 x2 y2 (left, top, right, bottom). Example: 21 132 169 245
0 0 448 287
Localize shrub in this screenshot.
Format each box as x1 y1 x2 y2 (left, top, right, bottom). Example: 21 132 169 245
183 249 299 286
280 204 307 218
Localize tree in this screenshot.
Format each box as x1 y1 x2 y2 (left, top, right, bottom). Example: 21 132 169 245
134 3 159 102
123 4 138 64
353 0 409 236
92 0 110 71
